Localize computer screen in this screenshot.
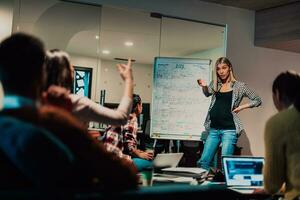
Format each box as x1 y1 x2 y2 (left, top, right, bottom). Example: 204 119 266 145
223 156 264 186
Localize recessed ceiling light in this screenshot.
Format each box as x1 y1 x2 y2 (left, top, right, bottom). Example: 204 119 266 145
102 50 110 54
124 41 134 46
95 35 99 40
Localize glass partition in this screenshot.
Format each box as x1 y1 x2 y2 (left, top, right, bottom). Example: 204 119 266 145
13 0 101 101
12 2 226 104
160 16 226 69
11 2 227 131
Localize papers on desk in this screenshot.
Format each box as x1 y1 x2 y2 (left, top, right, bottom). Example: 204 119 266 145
153 174 196 184
161 167 207 178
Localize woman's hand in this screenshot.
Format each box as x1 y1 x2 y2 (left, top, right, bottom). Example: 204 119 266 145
233 104 251 113
136 150 154 160
232 106 242 113
117 58 133 82
197 79 207 87
42 85 72 111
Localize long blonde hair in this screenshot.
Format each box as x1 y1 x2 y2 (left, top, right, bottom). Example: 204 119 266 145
213 57 236 91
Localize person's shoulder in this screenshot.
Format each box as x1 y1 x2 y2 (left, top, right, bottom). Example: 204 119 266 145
0 115 51 143
0 115 33 130
38 105 85 130
234 81 246 87
274 107 297 119
266 108 297 131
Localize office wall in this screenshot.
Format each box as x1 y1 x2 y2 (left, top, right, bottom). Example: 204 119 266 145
70 54 99 101
0 0 14 110
70 54 153 104
83 0 300 156
0 0 13 41
187 47 224 70
99 60 152 103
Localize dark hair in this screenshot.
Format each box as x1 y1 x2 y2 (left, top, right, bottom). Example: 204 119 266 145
272 71 300 109
0 33 45 94
131 94 141 113
44 49 73 90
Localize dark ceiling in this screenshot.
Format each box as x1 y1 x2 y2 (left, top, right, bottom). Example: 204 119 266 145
200 0 300 11
200 0 300 53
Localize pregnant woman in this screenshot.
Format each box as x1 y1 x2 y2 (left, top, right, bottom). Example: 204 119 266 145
197 57 262 170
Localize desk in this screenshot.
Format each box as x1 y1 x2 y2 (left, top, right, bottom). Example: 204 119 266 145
140 178 271 200
0 184 270 200
130 184 269 200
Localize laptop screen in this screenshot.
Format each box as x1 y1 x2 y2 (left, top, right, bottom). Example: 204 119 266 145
222 156 264 187
153 153 183 168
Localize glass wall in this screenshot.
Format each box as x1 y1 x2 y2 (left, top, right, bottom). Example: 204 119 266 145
12 1 226 129
160 16 226 68
13 0 101 100
12 1 226 104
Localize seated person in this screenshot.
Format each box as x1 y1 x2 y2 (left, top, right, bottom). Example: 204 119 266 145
264 71 300 200
0 33 138 191
43 49 133 126
0 116 74 189
102 94 153 171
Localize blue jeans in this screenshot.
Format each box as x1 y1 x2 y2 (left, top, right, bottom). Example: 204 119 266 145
132 158 153 172
197 129 237 170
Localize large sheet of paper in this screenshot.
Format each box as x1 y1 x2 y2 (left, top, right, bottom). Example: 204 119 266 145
151 57 211 141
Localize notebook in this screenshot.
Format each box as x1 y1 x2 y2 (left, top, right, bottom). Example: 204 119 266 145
161 167 207 178
153 153 184 168
222 156 264 194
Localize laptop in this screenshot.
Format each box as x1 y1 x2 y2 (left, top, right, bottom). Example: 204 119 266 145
222 156 264 194
153 153 184 169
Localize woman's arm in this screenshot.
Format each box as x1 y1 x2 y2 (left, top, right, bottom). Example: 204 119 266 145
72 95 131 125
131 149 153 160
197 79 213 97
233 83 262 113
117 58 133 99
70 59 134 126
243 83 262 107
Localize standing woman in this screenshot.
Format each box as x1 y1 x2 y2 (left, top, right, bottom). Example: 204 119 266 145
196 57 262 170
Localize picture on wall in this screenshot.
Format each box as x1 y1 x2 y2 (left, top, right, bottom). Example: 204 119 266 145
73 66 93 98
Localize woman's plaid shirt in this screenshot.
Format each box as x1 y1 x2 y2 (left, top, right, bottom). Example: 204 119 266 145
203 80 262 135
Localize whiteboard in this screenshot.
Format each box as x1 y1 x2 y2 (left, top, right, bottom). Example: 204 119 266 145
150 57 212 141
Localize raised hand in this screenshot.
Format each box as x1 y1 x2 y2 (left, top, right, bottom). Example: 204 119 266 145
117 58 133 82
197 79 207 87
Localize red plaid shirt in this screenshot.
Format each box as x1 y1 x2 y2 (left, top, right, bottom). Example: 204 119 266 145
102 114 138 159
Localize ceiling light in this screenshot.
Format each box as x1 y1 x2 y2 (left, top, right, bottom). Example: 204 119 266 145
95 35 99 40
102 50 110 54
124 41 134 46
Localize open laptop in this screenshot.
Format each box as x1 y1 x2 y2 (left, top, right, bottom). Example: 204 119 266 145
153 153 184 169
222 156 264 194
